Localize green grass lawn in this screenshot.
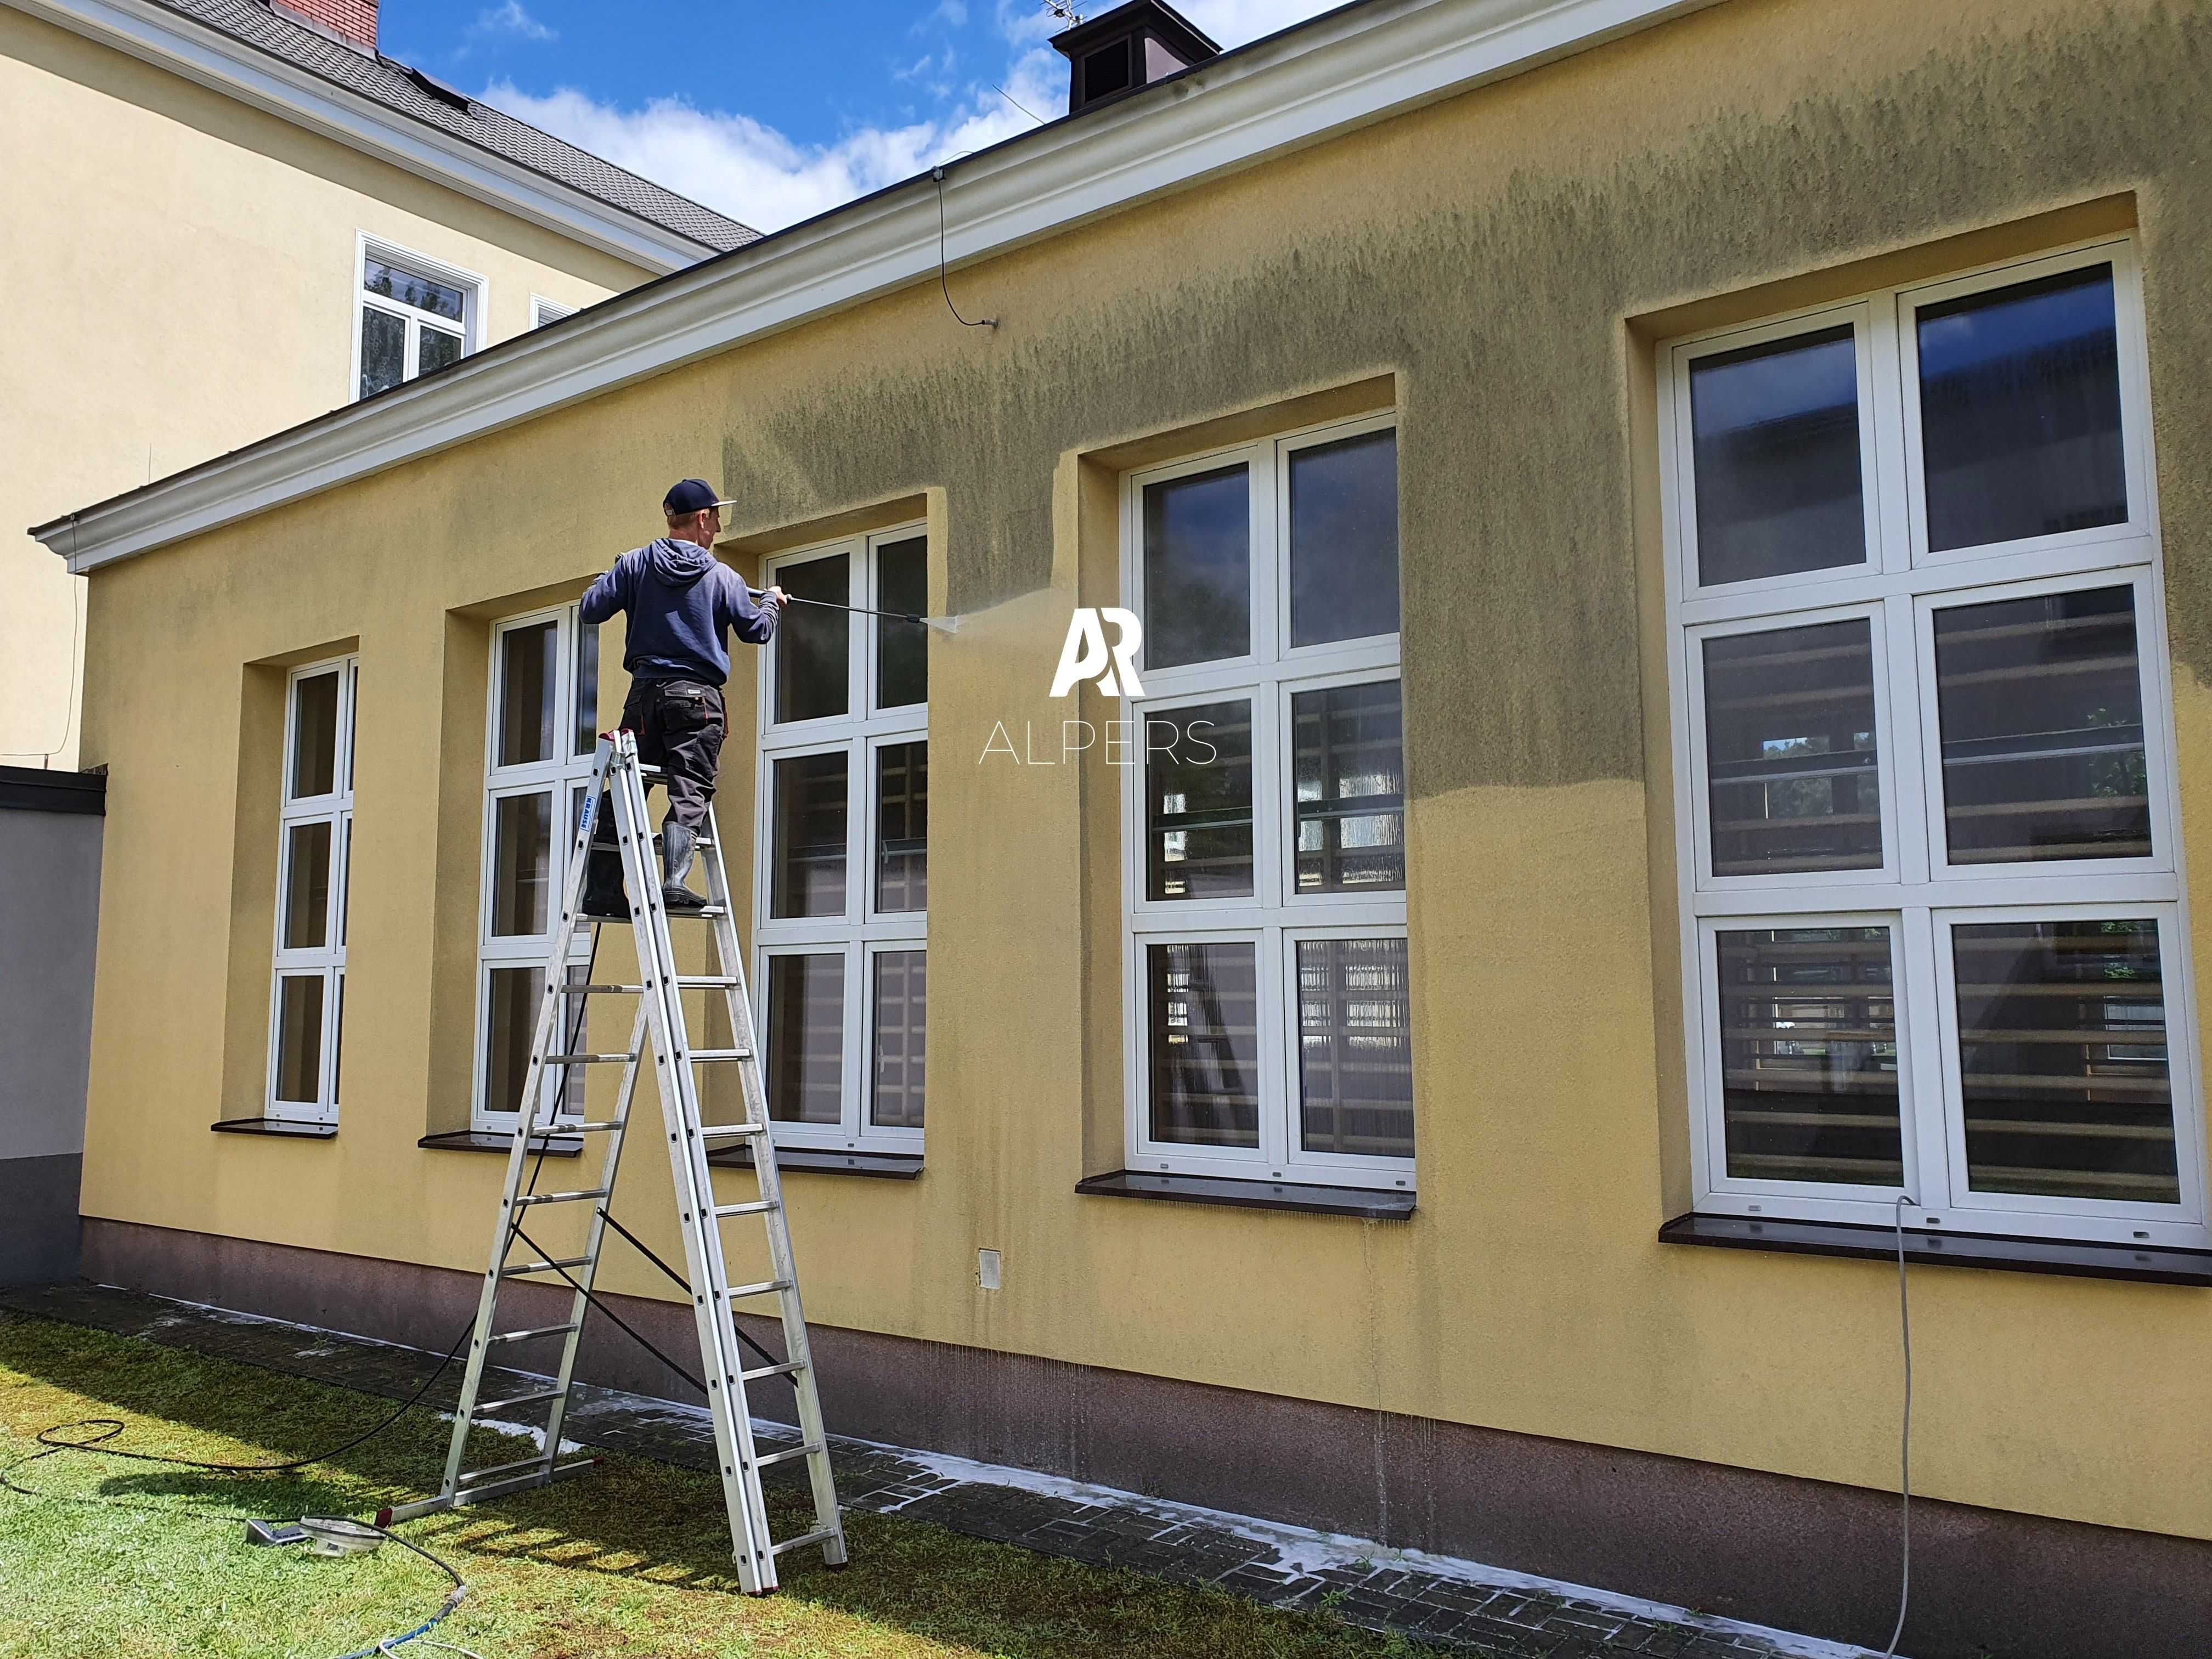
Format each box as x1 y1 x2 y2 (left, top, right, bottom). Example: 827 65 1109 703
0 1311 1420 1659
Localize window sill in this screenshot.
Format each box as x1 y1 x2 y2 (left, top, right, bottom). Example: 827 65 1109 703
1076 1170 1415 1220
417 1131 583 1158
210 1116 336 1140
707 1146 923 1180
1659 1213 2212 1287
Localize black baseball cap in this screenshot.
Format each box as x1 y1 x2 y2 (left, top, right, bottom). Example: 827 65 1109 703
663 478 724 515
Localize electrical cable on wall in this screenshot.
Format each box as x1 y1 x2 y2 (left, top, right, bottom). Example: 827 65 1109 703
1884 1194 1917 1658
931 166 997 330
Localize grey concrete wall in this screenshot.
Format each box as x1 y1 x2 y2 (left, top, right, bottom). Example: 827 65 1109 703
1 783 103 1282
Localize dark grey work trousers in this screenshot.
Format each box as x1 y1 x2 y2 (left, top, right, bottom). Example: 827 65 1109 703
591 678 726 857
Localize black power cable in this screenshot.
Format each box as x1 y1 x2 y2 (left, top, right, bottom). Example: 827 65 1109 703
930 166 997 330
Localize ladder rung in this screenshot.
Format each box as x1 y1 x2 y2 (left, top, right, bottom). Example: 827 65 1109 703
533 1121 621 1136
676 975 739 989
753 1441 823 1469
772 1527 841 1556
696 1122 770 1138
742 1359 805 1382
456 1452 557 1486
687 1048 754 1063
665 909 729 919
727 1278 793 1300
545 1052 637 1065
485 1322 581 1344
473 1389 563 1415
579 983 646 995
500 1256 590 1278
712 1199 780 1218
514 1188 609 1207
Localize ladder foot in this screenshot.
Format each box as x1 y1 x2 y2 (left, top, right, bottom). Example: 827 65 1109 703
441 734 840 1582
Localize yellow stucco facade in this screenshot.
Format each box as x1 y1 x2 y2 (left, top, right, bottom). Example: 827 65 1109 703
0 4 657 768
47 0 2212 1643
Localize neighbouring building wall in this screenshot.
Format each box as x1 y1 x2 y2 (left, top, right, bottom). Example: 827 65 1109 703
0 766 103 1283
0 6 651 769
55 0 2212 1652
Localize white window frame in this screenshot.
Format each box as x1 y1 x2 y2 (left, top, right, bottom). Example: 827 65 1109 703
531 295 575 329
353 234 483 402
473 603 598 1131
1659 235 2206 1246
753 524 929 1153
1119 410 1414 1192
267 656 357 1123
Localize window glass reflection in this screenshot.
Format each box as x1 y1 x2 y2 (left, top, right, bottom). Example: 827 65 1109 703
1703 620 1882 876
1717 928 1902 1187
1954 919 2177 1204
776 555 849 722
1933 586 2148 864
1289 432 1399 646
1918 264 2125 551
1149 941 1259 1148
1690 326 1865 586
1143 466 1249 669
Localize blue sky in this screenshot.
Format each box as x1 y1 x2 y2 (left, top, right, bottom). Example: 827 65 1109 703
376 1 1346 233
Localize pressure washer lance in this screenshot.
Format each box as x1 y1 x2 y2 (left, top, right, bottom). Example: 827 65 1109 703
744 584 961 635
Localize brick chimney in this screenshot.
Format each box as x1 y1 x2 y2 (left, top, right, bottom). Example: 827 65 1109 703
270 0 377 53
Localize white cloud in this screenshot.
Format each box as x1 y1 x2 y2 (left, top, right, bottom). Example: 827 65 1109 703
1167 0 1347 47
472 1 555 43
479 0 1346 236
484 54 1061 232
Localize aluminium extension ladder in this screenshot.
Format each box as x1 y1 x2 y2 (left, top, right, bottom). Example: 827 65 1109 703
387 729 844 1593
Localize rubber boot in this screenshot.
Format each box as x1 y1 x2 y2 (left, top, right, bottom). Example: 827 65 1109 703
660 821 708 912
579 843 629 921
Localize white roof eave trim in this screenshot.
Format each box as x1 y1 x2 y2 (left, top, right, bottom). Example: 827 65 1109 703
33 0 1716 573
6 0 722 273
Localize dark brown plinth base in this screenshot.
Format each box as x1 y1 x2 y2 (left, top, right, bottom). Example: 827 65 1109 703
77 1216 2211 1659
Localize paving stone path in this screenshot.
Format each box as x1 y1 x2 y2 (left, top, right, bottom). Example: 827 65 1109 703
0 1282 1878 1659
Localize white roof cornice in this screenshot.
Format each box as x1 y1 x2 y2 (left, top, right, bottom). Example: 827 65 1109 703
5 0 720 272
34 0 1716 573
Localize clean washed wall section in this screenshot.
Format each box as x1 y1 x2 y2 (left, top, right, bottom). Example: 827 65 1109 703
0 767 104 1283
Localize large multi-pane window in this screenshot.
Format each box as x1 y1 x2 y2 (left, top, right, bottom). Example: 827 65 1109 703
268 658 357 1122
356 238 478 400
1122 414 1412 1190
755 527 929 1152
476 606 600 1128
1662 240 2204 1247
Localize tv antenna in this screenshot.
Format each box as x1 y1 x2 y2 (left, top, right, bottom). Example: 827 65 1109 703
1040 0 1081 24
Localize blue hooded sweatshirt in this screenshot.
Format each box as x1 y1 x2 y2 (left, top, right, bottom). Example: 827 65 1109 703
579 537 778 687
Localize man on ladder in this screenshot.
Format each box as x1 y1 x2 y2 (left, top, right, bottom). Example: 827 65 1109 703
402 476 847 1592
580 478 784 918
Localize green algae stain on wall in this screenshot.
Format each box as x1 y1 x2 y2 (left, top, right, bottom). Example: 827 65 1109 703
714 0 2209 799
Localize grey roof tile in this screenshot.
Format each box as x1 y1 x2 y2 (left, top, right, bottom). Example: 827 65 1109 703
152 0 757 252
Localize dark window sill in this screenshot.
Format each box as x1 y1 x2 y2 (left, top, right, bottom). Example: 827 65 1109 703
708 1146 923 1180
210 1116 336 1140
1660 1212 2212 1287
1076 1170 1415 1221
418 1130 583 1158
